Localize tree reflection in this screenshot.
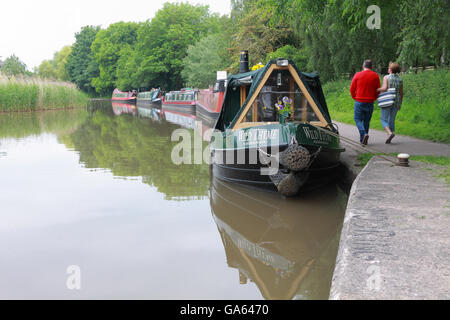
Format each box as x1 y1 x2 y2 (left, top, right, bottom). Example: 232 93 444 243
61 105 210 200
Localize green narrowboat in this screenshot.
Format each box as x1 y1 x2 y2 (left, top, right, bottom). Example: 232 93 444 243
210 58 344 196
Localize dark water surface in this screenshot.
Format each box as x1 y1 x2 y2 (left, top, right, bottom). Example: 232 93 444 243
0 100 347 299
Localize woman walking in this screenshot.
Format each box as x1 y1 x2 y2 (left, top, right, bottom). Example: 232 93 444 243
377 62 403 144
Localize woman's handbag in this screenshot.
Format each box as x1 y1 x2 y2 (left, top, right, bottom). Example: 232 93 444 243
377 88 396 108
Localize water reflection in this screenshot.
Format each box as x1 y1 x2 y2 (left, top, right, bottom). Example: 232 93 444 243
137 104 162 123
0 108 89 139
0 100 347 299
210 176 347 300
111 102 137 116
60 102 210 200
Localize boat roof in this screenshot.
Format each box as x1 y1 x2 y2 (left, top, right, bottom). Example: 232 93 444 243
214 59 333 131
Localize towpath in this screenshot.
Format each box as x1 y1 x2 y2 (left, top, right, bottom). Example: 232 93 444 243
330 121 450 300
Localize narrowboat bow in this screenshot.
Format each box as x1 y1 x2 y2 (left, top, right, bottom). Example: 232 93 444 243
111 88 137 102
210 58 344 197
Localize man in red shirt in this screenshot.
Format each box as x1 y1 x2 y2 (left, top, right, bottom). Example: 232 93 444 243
350 60 380 145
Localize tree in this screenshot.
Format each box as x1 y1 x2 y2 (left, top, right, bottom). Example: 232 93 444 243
37 59 58 79
131 3 216 90
1 54 28 76
182 25 232 88
38 45 72 80
397 0 450 69
263 0 401 81
266 45 308 71
54 46 72 81
66 26 101 95
229 1 295 72
91 21 140 94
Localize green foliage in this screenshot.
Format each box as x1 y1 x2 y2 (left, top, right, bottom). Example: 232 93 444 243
1 54 28 76
264 0 449 81
128 2 217 90
228 1 295 73
182 33 231 88
91 21 140 94
38 45 72 80
38 60 58 79
397 0 450 68
66 26 101 95
323 69 450 142
266 45 308 71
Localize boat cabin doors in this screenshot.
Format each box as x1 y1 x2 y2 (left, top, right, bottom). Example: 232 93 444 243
232 63 329 130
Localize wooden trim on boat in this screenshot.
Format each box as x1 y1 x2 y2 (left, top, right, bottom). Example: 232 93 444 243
287 64 328 127
234 121 280 129
232 64 329 130
240 86 247 106
233 64 277 129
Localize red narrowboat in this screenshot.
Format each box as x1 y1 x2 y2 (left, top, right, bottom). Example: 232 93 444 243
111 88 137 102
196 79 226 127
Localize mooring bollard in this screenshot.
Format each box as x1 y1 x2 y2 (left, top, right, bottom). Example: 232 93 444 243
397 153 410 167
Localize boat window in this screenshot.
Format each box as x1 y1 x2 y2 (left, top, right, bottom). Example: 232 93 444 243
240 69 321 123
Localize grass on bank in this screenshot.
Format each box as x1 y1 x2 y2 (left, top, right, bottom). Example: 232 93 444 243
357 153 450 185
323 69 450 143
0 74 88 112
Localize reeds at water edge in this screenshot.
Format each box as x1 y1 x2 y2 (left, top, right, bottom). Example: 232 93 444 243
0 74 88 112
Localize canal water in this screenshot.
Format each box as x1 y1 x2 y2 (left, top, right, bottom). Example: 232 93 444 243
0 100 347 299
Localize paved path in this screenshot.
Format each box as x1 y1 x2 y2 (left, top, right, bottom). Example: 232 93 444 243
330 122 450 300
336 121 450 157
330 158 450 299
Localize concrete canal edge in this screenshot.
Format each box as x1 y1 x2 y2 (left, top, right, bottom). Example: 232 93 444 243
330 156 450 299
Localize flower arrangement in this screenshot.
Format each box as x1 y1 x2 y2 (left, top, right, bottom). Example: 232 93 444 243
275 96 293 116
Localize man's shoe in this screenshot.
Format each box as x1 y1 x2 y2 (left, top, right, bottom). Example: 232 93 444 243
386 133 395 144
362 134 369 145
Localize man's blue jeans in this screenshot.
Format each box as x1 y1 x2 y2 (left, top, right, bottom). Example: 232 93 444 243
354 101 374 142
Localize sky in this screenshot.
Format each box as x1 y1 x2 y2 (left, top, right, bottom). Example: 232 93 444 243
0 0 231 70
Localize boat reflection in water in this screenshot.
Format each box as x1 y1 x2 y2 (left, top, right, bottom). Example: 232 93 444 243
163 109 196 130
210 176 347 300
137 104 162 123
111 102 137 116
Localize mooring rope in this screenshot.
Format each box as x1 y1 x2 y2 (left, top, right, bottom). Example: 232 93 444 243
311 123 399 165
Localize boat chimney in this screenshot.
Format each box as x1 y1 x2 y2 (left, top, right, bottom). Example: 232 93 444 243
239 50 249 73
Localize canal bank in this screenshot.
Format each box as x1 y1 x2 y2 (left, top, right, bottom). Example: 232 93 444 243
330 123 450 299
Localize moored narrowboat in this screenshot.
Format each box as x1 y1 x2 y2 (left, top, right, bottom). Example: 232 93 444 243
111 88 137 102
196 77 226 127
162 88 197 114
137 88 163 107
210 57 345 197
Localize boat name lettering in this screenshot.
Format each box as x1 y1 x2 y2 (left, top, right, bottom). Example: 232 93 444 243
302 127 332 143
238 129 279 143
